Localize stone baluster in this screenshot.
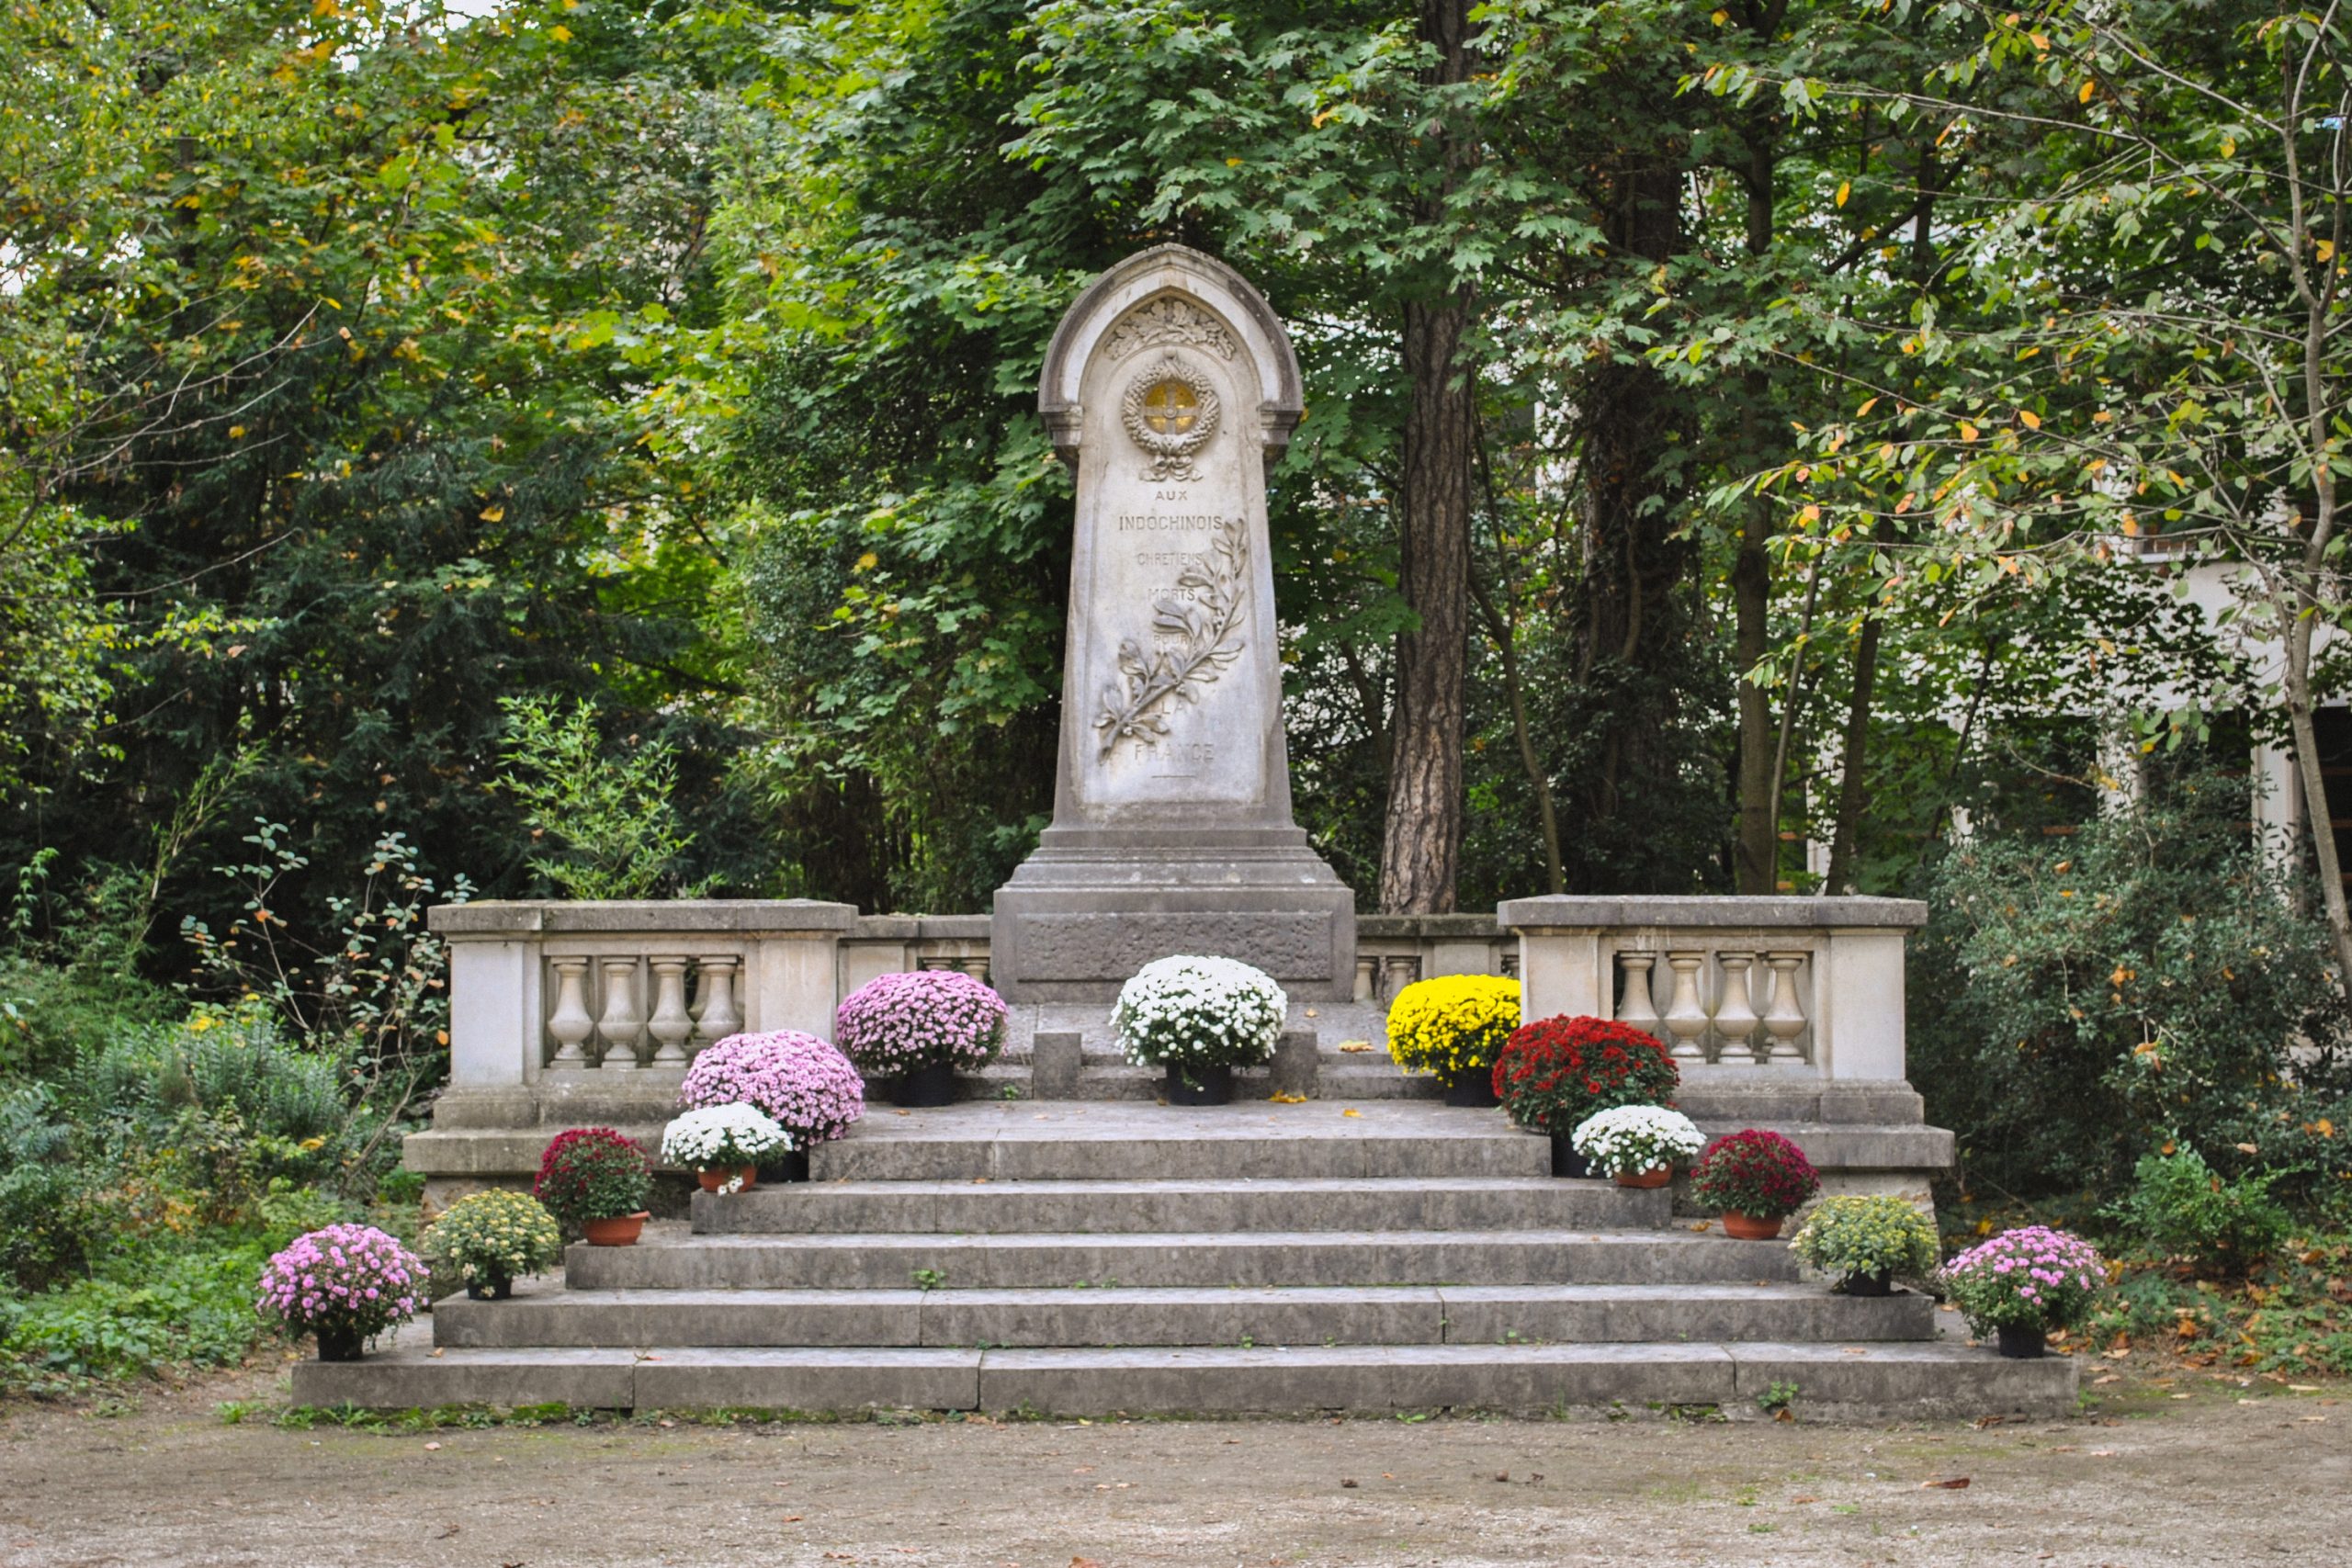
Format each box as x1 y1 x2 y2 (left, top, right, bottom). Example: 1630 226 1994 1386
690 955 742 1047
595 957 643 1071
1499 948 1521 979
1353 956 1378 1003
1712 953 1763 1066
1613 953 1662 1038
958 956 989 981
1385 955 1421 1001
547 956 594 1068
1760 952 1810 1064
1660 952 1710 1061
646 956 694 1067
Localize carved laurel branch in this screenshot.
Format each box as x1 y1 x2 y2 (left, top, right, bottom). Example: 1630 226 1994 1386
1094 515 1249 761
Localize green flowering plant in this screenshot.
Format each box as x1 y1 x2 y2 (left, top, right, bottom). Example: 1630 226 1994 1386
422 1190 563 1299
1788 1195 1940 1287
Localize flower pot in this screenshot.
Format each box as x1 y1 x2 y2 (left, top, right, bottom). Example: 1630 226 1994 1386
696 1166 758 1194
1844 1270 1894 1298
1549 1131 1593 1179
1165 1063 1234 1106
892 1060 961 1108
1721 1211 1784 1241
1442 1068 1499 1109
1996 1323 2047 1359
758 1148 811 1185
582 1211 650 1247
1614 1166 1672 1190
464 1276 514 1302
314 1325 366 1362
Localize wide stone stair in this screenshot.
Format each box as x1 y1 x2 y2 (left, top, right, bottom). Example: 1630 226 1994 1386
302 1102 2075 1418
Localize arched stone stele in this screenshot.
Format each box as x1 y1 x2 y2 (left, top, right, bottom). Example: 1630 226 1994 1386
990 245 1355 1002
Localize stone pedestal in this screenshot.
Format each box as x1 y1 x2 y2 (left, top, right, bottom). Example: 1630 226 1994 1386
992 244 1355 1001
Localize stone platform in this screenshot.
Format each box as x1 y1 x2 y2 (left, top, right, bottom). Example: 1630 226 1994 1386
314 1102 2070 1420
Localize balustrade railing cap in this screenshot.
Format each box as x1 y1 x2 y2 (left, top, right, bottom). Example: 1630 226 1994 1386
846 913 995 941
1495 895 1928 931
429 899 860 936
1355 913 1505 939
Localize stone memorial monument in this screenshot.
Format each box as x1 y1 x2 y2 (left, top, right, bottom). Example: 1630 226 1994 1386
990 245 1357 1001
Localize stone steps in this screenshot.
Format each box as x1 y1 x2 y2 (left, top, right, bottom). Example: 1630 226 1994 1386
691 1176 1662 1234
563 1227 1805 1292
810 1101 1547 1181
430 1280 1937 1349
293 1338 2075 1419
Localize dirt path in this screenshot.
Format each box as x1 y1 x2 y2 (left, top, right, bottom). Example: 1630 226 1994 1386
2 1361 2343 1567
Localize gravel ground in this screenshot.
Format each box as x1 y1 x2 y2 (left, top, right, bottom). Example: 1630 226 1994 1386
2 1359 2344 1567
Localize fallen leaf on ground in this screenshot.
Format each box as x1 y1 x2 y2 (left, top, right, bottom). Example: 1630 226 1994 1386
1337 1041 1373 1053
1340 1479 1358 1488
1268 1093 1306 1104
1790 1495 1820 1505
1341 1109 1362 1118
1921 1478 1971 1490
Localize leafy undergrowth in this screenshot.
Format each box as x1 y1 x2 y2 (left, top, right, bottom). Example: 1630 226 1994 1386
1939 1193 2352 1382
0 1239 271 1400
2084 1235 2352 1380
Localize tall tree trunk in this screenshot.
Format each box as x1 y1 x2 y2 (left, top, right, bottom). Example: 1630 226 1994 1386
1378 0 1478 915
1822 558 1890 894
1573 158 1690 830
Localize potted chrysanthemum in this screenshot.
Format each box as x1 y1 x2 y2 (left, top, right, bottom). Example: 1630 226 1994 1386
834 969 1008 1107
1385 975 1521 1106
1939 1224 2106 1359
678 1031 865 1179
1689 1128 1820 1240
422 1190 563 1300
662 1103 793 1194
535 1126 653 1246
1789 1194 1940 1297
1112 954 1287 1105
256 1224 425 1361
1568 1105 1705 1189
1491 1016 1680 1175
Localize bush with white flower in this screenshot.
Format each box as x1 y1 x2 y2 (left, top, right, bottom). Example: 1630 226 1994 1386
1112 955 1287 1080
661 1104 793 1177
1568 1105 1706 1179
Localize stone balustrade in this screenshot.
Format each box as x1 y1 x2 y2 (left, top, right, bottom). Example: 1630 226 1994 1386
435 901 857 1088
1495 897 1926 1080
429 895 1922 1093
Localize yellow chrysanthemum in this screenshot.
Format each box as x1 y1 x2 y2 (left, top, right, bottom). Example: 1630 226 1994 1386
1385 975 1521 1078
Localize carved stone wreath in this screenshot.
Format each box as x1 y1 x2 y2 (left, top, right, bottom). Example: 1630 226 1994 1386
1120 353 1221 483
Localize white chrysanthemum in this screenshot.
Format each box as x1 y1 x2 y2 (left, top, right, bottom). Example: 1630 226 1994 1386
662 1103 794 1169
1568 1105 1705 1179
1112 954 1287 1070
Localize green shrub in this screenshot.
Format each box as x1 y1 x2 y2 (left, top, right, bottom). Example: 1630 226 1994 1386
1910 770 2352 1202
0 1085 109 1291
2109 1145 2292 1276
255 1180 361 1254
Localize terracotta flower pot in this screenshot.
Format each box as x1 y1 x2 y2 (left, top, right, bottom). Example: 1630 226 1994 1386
1721 1210 1783 1241
582 1211 650 1247
696 1166 758 1194
1615 1166 1672 1190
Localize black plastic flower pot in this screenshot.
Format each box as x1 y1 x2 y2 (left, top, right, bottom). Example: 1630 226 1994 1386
1165 1064 1234 1106
1996 1323 2047 1359
465 1276 514 1302
1549 1131 1593 1179
1442 1068 1499 1109
1844 1270 1893 1298
892 1060 961 1108
758 1147 812 1185
314 1325 366 1362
